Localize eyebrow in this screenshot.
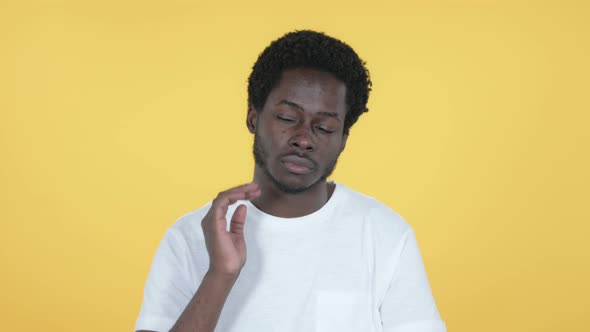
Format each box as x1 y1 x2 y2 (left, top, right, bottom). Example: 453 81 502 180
277 99 341 121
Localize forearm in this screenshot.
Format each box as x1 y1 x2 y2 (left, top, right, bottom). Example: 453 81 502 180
170 270 238 332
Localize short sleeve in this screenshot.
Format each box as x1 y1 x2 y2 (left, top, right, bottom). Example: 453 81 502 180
380 230 447 332
135 228 194 332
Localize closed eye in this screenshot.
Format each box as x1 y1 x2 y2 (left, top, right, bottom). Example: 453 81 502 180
277 115 296 122
316 125 335 134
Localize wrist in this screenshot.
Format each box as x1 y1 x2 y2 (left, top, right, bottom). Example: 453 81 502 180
206 268 240 283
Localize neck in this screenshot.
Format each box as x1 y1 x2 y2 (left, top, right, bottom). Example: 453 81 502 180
251 166 334 218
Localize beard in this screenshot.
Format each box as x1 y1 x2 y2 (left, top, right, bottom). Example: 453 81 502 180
253 133 339 194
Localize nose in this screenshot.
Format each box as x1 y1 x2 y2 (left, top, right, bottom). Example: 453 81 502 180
288 126 315 153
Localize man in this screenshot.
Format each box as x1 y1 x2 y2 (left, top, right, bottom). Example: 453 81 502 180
135 30 446 332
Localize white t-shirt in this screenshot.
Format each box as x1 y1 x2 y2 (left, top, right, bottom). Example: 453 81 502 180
135 182 446 332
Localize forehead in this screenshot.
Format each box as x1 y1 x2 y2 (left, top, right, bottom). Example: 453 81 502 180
265 68 347 116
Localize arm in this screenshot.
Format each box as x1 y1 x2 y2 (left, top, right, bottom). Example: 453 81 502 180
136 183 261 332
380 230 446 332
172 184 260 332
169 270 238 332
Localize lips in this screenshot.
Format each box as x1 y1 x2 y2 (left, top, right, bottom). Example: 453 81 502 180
280 155 315 174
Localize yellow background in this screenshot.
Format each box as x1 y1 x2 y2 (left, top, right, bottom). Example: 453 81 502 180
1 0 589 331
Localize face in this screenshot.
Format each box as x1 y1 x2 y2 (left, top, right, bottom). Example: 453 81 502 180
248 68 348 194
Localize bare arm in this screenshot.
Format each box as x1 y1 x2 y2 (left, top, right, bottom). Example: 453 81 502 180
137 272 238 332
137 183 260 332
168 270 238 332
136 271 236 332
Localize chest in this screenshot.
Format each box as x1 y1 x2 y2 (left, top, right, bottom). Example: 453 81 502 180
214 225 380 332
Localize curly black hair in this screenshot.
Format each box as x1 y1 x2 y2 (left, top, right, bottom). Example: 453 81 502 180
247 30 372 135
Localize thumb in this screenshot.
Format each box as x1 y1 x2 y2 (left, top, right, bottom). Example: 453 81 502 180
229 204 247 239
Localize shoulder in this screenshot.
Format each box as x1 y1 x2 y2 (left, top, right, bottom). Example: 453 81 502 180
336 182 412 238
164 202 212 243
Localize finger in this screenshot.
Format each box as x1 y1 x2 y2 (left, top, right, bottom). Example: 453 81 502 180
229 204 247 238
219 182 259 197
215 182 259 202
211 183 257 205
214 189 256 208
210 189 258 219
245 188 261 200
203 183 260 230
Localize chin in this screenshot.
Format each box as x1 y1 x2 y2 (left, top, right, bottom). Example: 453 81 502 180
271 173 325 194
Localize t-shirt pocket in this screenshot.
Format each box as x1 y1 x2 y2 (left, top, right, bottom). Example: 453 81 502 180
315 290 371 332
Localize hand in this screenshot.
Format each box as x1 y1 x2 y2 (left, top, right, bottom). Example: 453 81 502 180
201 183 261 277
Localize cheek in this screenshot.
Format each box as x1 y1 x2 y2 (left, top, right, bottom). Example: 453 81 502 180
325 139 345 158
258 128 284 154
267 128 289 148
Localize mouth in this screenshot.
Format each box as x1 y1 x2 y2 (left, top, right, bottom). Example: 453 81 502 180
280 155 315 175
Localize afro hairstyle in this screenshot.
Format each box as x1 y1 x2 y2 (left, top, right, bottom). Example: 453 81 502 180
247 30 372 135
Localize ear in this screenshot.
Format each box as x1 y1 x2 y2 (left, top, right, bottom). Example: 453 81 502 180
340 133 349 153
246 106 258 134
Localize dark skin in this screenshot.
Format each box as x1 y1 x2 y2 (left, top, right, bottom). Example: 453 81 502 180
248 68 349 217
139 68 349 332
